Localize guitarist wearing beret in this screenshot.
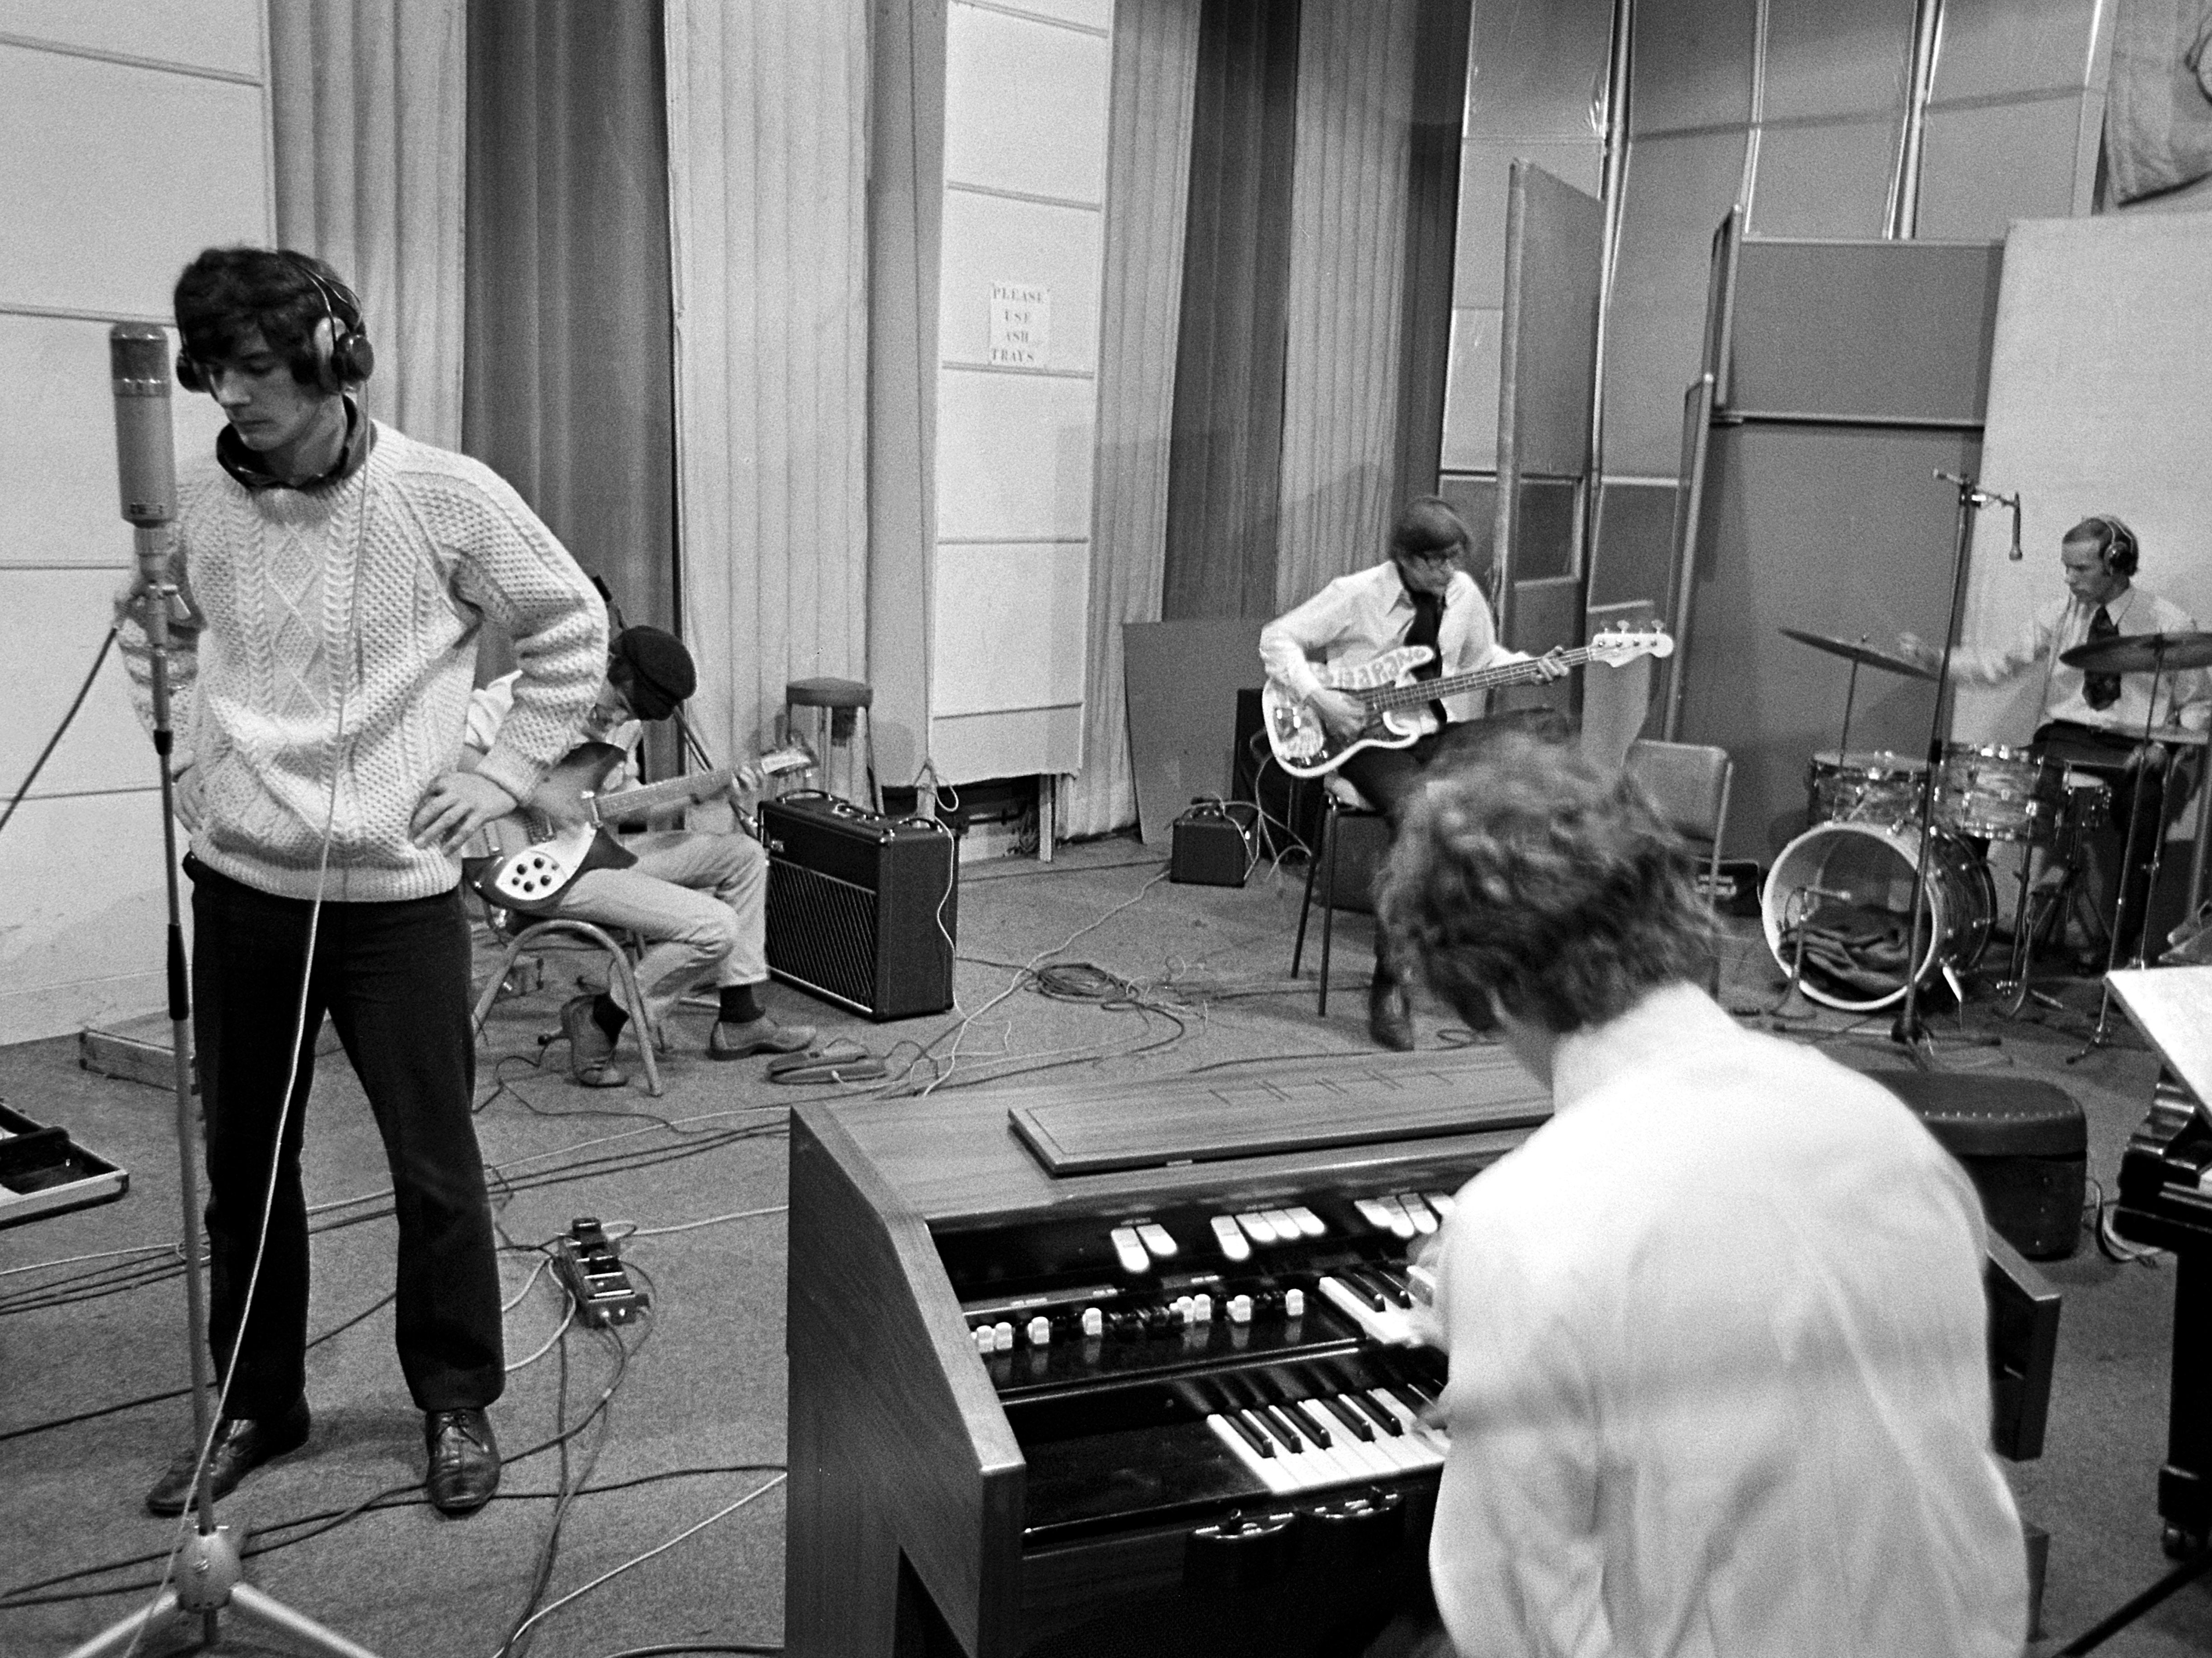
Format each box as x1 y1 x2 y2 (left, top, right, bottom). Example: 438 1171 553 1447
464 626 815 1085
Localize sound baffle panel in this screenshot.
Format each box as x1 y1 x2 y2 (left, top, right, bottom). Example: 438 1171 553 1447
1682 422 1970 856
1723 239 2002 423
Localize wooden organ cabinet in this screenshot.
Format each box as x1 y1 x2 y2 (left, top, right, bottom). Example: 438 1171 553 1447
784 1050 1552 1658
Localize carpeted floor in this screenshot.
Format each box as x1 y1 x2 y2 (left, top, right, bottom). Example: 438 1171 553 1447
0 834 2207 1657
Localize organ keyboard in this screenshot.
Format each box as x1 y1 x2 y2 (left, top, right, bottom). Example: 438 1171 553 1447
785 1048 1552 1658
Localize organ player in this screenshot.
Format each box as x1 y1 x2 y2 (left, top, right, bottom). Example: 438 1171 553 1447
1899 514 2211 962
1378 731 2028 1657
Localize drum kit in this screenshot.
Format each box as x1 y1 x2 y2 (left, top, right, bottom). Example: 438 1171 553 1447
1763 626 2212 1016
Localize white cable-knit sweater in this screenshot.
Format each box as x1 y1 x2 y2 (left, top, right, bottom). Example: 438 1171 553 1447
118 419 607 902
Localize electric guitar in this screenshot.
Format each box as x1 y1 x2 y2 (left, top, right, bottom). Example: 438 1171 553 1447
1261 621 1674 778
464 742 815 912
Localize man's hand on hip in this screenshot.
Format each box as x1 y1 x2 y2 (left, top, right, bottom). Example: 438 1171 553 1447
411 771 520 854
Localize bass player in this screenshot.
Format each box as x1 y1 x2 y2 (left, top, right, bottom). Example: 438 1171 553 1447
1259 495 1567 1049
464 625 815 1085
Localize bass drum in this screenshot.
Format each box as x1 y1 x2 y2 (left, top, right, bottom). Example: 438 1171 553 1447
1760 822 1997 1011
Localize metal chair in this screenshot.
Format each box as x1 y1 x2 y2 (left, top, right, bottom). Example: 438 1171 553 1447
471 907 664 1096
1290 775 1390 1014
1624 738 1734 915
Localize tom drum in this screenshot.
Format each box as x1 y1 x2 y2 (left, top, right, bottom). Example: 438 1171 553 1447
1806 750 1927 828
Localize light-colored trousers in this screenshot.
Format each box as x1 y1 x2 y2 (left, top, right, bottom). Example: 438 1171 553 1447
541 830 769 1025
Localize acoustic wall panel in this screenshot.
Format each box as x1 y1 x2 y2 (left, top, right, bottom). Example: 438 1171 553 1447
0 43 266 319
1451 140 1602 310
943 3 1109 204
0 792 171 1044
0 0 262 78
932 543 1089 717
1723 240 2002 423
1755 0 1915 121
1742 116 1900 238
0 569 152 798
1928 0 2106 103
1918 101 2094 238
1438 307 1501 473
1627 0 1756 135
934 368 1097 543
937 191 1102 375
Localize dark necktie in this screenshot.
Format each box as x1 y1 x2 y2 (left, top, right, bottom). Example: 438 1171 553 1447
1406 590 1448 726
2084 605 2120 711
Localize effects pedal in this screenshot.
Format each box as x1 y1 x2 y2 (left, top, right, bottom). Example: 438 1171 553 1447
552 1216 649 1327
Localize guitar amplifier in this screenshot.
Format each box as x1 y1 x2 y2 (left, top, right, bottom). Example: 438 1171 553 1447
761 793 958 1020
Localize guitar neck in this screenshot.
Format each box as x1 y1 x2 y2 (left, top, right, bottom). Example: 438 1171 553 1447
590 767 738 825
1361 647 1601 712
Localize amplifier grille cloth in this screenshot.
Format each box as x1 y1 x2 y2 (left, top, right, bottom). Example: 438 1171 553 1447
765 862 879 1009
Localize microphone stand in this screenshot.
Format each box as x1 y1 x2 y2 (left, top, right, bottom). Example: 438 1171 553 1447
70 329 380 1658
1893 472 2007 1064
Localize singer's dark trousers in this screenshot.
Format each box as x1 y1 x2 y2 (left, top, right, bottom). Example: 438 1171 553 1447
188 859 503 1420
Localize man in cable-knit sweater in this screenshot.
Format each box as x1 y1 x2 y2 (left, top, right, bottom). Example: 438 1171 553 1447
117 247 607 1518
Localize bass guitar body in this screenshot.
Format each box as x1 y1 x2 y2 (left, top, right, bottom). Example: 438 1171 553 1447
1260 647 1438 779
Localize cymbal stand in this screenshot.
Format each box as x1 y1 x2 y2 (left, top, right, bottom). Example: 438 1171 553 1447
1894 473 1994 1063
1836 643 1866 759
2073 641 2176 1060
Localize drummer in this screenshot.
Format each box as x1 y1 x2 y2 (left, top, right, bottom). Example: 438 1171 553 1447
1899 515 2211 960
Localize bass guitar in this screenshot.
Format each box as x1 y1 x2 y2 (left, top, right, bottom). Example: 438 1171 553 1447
1261 621 1673 778
465 742 815 912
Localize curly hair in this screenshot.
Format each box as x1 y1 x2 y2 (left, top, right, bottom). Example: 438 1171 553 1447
173 246 361 389
1376 731 1714 1036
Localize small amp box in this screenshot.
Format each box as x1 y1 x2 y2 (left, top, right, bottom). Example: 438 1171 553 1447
1171 802 1254 888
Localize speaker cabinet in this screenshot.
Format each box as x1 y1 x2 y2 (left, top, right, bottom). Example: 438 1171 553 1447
761 793 957 1020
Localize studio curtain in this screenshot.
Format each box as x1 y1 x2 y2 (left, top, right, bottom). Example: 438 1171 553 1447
663 2 872 767
267 0 467 449
1273 0 1418 609
1065 0 1204 839
1160 0 1302 623
463 0 678 639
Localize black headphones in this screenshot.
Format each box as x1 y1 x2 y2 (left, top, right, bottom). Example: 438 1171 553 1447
177 253 375 396
2085 515 2140 578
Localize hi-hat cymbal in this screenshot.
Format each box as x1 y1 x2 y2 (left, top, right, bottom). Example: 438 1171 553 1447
1778 627 1938 683
2060 629 2212 675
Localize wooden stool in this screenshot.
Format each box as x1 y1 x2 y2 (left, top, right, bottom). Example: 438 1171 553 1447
784 676 878 812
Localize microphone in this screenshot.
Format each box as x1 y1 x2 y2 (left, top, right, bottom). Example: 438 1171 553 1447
110 326 177 585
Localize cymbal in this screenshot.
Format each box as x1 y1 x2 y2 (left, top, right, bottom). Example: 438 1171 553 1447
1778 627 1938 683
2060 629 2212 674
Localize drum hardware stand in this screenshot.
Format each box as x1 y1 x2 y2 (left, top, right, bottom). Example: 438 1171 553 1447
1762 886 1836 1023
2073 642 2181 1062
73 330 384 1658
1895 472 2007 1064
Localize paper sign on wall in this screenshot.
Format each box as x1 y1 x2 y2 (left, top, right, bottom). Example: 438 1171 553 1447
989 283 1050 367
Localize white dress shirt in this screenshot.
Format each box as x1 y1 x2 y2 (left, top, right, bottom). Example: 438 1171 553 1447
1947 583 2211 735
1259 561 1524 727
1426 984 2028 1658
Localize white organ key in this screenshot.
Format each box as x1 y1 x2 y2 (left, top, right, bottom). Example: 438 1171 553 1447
1207 1412 1296 1495
1136 1222 1178 1258
1353 1197 1397 1232
1235 1211 1279 1245
1316 1275 1421 1346
1367 1388 1450 1464
1260 1208 1302 1240
1211 1215 1253 1262
1374 1195 1418 1239
1109 1226 1151 1275
1283 1205 1327 1238
1424 1189 1457 1219
1251 1402 1370 1491
1398 1193 1439 1234
1294 1398 1395 1477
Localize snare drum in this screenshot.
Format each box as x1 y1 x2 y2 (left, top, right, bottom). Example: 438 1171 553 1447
1806 750 1927 827
1933 742 2063 844
1761 821 1997 1011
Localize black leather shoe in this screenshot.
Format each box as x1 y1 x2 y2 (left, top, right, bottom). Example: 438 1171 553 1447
424 1407 500 1515
145 1397 311 1515
1367 978 1414 1051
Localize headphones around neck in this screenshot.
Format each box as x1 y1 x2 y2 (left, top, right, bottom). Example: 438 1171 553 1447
176 252 375 396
